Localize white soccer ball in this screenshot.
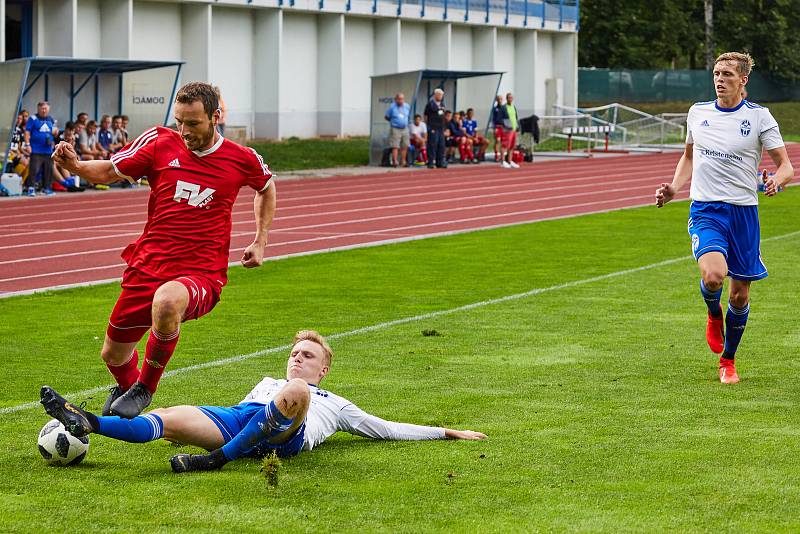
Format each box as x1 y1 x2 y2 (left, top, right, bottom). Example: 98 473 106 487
37 419 89 466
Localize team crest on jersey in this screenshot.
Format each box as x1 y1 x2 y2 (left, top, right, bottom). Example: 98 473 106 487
691 234 699 252
174 180 215 208
740 120 751 137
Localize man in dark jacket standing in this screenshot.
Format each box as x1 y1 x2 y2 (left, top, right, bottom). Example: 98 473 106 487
424 89 447 169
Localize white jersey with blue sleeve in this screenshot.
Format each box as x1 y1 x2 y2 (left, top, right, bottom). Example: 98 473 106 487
686 100 784 206
242 377 446 451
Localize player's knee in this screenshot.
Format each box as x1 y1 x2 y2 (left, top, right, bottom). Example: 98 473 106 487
152 284 187 320
701 270 725 291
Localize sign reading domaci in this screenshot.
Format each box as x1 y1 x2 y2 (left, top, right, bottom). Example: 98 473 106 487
132 96 166 105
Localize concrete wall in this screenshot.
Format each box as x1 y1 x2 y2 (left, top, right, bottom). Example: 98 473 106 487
131 1 181 61
210 6 254 136
19 1 577 139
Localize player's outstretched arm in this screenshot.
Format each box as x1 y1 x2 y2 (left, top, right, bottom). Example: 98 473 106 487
51 142 119 184
656 143 693 207
763 146 794 196
341 405 487 441
241 181 277 268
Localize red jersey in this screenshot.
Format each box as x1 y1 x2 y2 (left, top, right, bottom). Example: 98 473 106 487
110 127 272 285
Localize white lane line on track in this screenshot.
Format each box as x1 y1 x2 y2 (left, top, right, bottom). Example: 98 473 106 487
0 155 682 218
0 192 673 279
4 226 799 415
0 195 687 294
0 161 680 233
0 180 666 264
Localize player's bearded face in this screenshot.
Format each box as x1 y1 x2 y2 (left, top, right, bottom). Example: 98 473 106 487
174 101 218 151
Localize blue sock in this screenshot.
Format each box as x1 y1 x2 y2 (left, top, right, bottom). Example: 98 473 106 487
723 302 750 359
96 414 164 443
700 280 723 318
221 401 293 461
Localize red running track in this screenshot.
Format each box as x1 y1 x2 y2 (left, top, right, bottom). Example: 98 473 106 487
1 146 797 297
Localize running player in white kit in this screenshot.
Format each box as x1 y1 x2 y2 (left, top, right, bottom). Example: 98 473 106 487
655 52 794 384
41 330 486 472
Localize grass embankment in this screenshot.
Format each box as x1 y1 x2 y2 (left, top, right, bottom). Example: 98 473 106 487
248 136 369 172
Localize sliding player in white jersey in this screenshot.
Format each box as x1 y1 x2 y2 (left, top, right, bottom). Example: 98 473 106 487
655 52 794 384
41 330 486 472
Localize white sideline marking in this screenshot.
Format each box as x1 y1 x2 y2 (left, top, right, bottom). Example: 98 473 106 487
2 230 798 415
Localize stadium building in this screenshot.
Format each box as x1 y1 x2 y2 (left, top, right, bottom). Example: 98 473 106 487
1 0 578 139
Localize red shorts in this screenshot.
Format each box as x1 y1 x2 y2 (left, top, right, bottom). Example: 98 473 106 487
504 130 517 150
494 127 505 145
107 268 222 343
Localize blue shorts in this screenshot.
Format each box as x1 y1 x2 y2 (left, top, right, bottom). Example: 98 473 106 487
688 201 768 281
198 402 306 459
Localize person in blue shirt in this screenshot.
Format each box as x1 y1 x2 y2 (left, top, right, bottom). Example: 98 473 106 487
384 93 411 167
24 101 59 196
463 108 488 163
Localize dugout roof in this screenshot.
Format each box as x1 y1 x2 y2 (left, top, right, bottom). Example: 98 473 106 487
369 69 504 165
1 57 184 171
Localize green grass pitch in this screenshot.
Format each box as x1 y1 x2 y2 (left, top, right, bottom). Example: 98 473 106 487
1 190 799 532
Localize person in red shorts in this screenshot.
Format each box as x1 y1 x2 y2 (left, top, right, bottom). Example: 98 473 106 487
491 95 507 166
51 82 277 418
502 92 520 168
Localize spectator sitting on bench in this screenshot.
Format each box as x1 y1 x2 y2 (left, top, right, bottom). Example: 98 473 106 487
447 111 469 163
98 115 122 155
52 123 84 192
120 115 130 142
443 110 454 161
408 114 428 165
79 120 108 161
464 108 488 163
112 115 128 147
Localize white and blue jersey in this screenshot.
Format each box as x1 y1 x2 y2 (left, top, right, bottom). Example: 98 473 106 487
685 99 784 280
200 377 445 458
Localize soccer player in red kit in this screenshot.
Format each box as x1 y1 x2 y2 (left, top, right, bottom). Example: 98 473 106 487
51 82 276 418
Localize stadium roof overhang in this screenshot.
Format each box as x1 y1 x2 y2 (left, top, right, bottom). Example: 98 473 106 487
369 69 505 165
1 56 184 171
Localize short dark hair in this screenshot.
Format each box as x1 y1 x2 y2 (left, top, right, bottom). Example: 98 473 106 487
445 109 452 114
121 115 129 121
467 108 474 113
112 115 121 121
77 112 88 118
86 120 97 128
414 114 421 119
175 82 219 119
65 121 75 130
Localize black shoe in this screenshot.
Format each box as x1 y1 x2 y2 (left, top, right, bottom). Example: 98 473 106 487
109 381 152 418
102 385 125 416
171 450 228 473
40 386 95 437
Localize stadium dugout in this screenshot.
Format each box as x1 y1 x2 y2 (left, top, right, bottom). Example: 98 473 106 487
370 69 503 165
1 57 183 170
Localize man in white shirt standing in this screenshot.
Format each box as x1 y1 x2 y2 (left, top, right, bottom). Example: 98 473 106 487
655 52 794 384
41 330 486 472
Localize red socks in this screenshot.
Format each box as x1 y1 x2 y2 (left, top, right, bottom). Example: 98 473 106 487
106 349 140 391
139 327 180 394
